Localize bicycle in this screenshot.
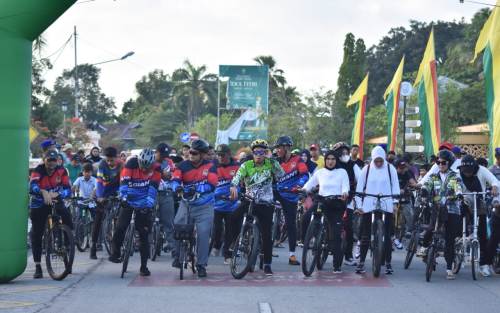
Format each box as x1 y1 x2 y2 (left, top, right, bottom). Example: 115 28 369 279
102 196 121 256
355 192 398 278
173 191 198 280
301 194 343 277
150 197 165 261
404 190 431 269
272 200 287 247
230 193 262 279
453 191 489 280
73 197 96 252
43 201 75 281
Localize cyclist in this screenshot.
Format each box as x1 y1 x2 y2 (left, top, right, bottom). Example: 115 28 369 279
91 147 122 260
458 154 499 277
29 150 73 279
212 144 240 264
171 139 218 278
72 163 97 200
300 149 318 174
330 142 361 266
302 149 350 273
108 148 161 276
490 148 500 180
394 158 418 249
419 150 463 280
155 143 176 253
354 146 400 275
275 136 309 265
350 144 365 169
309 144 324 169
230 139 285 275
420 142 462 184
65 154 82 184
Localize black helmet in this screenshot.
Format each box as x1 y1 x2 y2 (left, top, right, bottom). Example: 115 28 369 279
275 135 293 147
459 154 478 173
191 139 209 153
156 143 170 157
437 150 455 165
215 144 231 154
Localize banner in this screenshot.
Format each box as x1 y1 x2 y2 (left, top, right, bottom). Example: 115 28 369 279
414 28 441 159
218 65 269 141
384 56 404 152
472 0 500 164
347 73 369 160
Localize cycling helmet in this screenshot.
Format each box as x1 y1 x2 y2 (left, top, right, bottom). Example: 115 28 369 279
250 139 269 150
437 149 455 165
275 135 293 147
138 148 155 168
191 139 209 153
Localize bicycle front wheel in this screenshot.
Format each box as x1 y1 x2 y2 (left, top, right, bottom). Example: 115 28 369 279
230 223 258 279
452 239 463 274
471 241 479 281
404 231 418 269
102 214 114 256
425 245 436 282
372 220 384 278
121 226 134 278
45 224 75 281
301 220 320 277
316 226 328 270
150 224 159 261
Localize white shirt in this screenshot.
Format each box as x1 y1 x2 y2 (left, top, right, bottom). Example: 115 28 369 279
303 168 350 197
73 176 97 199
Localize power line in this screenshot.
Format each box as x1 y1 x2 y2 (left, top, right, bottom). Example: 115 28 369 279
460 0 500 7
42 34 73 60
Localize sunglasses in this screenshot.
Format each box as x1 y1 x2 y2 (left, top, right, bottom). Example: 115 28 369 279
253 150 266 156
436 160 448 166
189 150 200 156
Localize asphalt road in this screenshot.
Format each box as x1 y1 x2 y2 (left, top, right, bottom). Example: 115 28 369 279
2 244 500 313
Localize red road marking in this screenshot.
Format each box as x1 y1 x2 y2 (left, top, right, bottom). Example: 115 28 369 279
129 271 391 287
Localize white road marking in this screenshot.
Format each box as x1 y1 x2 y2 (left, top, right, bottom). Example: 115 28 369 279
258 302 273 313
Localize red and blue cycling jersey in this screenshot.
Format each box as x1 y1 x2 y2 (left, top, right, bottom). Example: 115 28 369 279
214 159 240 212
171 159 218 207
29 164 71 209
276 155 309 203
119 158 161 209
158 157 175 191
96 160 122 198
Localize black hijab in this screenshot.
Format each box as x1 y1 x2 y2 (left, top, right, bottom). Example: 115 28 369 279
301 149 317 173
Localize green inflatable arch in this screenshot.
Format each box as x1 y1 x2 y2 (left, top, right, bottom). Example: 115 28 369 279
0 0 76 283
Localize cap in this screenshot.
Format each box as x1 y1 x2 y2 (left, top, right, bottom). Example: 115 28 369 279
40 139 55 150
156 143 170 157
495 147 500 157
451 146 461 154
215 144 231 154
62 143 73 151
44 150 59 160
309 144 320 150
439 141 454 151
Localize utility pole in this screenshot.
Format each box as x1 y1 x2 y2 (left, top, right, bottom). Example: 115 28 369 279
74 25 79 119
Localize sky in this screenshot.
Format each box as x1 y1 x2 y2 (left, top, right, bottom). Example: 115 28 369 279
41 0 488 111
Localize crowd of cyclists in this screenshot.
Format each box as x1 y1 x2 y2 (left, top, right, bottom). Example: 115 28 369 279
28 136 500 281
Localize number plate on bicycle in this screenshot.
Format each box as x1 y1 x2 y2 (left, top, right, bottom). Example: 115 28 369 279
173 224 195 240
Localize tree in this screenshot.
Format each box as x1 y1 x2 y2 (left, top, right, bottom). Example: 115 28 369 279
172 60 218 128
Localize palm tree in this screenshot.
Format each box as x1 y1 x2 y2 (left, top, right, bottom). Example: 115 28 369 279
172 60 218 128
253 55 287 88
33 35 47 57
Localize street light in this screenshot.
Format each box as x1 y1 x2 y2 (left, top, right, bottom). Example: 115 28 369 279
61 101 68 135
91 51 135 66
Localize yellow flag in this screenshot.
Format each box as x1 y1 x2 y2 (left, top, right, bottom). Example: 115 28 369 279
346 73 369 107
29 127 39 143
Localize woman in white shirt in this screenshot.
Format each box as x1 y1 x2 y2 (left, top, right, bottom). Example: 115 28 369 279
354 146 400 275
302 150 350 273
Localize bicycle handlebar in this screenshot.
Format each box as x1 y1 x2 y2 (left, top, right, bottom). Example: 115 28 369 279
354 192 400 199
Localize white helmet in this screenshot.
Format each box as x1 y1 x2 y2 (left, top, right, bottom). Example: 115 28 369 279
138 148 155 168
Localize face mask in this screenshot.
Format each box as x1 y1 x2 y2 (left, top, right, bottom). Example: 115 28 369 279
340 155 350 163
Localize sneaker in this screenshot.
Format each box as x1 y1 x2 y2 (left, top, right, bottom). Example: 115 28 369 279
417 247 428 257
480 265 492 277
354 244 361 259
446 270 456 280
33 264 43 279
171 259 181 269
393 238 403 250
211 248 220 257
344 258 357 266
224 258 231 265
355 263 366 274
140 266 151 276
90 246 97 260
108 254 121 264
264 265 273 276
333 268 342 274
197 265 207 278
385 264 394 275
289 255 300 265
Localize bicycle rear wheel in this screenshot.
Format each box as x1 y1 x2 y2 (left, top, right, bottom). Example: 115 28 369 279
372 220 384 278
404 231 418 269
121 226 134 278
230 223 259 279
471 241 479 281
45 224 75 281
425 245 436 282
301 220 320 276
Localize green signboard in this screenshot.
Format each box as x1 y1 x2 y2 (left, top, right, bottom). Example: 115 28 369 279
218 65 270 141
